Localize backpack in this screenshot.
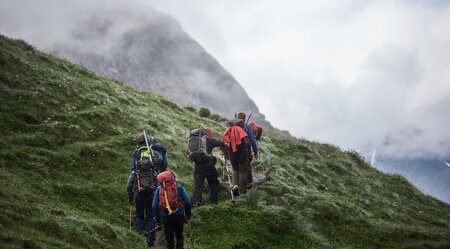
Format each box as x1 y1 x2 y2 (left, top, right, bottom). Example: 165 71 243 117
188 128 211 162
151 148 164 171
248 121 263 140
157 171 183 214
228 118 245 129
135 146 157 191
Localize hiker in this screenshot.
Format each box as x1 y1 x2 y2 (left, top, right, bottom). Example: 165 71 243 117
221 118 250 196
131 135 168 173
189 128 227 206
127 134 159 247
153 171 192 249
237 112 259 188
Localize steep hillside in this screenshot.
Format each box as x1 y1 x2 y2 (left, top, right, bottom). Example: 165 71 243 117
1 35 449 249
51 8 271 128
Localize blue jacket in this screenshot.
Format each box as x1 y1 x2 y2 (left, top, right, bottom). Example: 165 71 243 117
152 183 192 218
244 124 258 156
131 143 169 171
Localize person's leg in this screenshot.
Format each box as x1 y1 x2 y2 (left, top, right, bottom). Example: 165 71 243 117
206 170 219 204
173 215 185 249
247 157 253 185
162 216 175 249
230 152 240 196
238 162 248 195
143 192 155 246
135 192 145 234
192 171 205 205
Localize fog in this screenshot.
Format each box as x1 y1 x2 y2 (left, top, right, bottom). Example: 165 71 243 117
1 0 450 160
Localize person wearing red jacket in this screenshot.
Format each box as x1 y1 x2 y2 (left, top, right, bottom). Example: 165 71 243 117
221 119 249 196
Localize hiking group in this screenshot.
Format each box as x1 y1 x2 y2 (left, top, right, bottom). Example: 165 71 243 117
127 112 262 248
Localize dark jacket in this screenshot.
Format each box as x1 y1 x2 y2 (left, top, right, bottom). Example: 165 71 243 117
194 137 225 173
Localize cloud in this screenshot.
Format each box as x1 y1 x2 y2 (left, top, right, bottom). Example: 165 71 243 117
1 0 450 159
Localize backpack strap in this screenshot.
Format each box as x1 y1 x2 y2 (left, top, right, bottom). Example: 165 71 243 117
162 181 174 215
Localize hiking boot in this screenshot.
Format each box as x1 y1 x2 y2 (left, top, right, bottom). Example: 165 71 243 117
232 185 239 197
193 202 202 207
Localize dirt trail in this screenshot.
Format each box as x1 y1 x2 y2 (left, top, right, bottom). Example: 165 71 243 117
218 156 268 200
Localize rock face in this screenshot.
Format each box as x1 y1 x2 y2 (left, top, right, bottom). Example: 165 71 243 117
52 8 271 128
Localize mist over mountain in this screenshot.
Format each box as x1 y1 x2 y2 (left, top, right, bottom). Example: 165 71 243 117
370 154 450 204
49 8 271 128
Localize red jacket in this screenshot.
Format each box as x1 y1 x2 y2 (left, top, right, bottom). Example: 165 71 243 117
221 126 248 152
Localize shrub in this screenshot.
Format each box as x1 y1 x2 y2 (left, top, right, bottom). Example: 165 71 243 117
184 106 197 113
198 107 211 118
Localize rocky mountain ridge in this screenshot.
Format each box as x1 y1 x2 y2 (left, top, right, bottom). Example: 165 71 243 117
52 8 272 128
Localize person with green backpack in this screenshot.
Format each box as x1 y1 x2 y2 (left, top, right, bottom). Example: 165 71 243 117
127 133 161 247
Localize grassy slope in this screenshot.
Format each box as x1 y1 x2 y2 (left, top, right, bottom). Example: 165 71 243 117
0 35 449 249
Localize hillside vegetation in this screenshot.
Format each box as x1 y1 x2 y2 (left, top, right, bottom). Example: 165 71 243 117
0 35 449 249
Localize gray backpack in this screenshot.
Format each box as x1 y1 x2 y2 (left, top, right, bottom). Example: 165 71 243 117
188 128 211 162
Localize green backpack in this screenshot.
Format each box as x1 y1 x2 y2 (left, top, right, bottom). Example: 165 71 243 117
135 146 157 191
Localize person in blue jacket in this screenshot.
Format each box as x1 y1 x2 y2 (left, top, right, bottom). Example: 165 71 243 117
131 135 169 173
152 171 192 249
128 134 159 247
237 112 259 188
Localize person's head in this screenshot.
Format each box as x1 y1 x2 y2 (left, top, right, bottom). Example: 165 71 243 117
237 112 246 121
205 128 213 138
136 134 146 145
136 134 157 146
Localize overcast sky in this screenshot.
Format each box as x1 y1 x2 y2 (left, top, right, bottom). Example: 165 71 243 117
1 0 449 159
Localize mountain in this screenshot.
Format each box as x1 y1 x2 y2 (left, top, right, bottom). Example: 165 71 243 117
1 35 450 248
50 8 272 128
374 157 450 204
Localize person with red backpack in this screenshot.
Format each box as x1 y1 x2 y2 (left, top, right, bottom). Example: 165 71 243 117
152 171 192 249
221 118 250 196
237 112 259 188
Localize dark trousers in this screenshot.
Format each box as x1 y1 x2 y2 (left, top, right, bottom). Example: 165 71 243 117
247 157 253 184
230 147 248 195
135 190 155 244
192 159 219 204
162 215 185 249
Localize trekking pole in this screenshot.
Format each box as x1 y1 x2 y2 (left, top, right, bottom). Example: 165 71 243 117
223 153 234 201
129 205 133 230
245 113 253 126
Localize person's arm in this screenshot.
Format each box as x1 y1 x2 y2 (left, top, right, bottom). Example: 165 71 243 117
152 187 161 223
245 125 258 155
130 150 137 170
126 171 136 204
208 137 226 149
163 152 168 168
180 185 192 219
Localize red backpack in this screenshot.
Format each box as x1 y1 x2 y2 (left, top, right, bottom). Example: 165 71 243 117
157 171 183 214
248 122 263 140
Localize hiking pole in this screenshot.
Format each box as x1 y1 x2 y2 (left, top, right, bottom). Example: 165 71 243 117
145 225 161 234
223 153 234 201
245 113 252 126
129 205 133 230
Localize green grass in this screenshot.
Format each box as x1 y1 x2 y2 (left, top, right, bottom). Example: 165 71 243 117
0 34 449 249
